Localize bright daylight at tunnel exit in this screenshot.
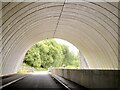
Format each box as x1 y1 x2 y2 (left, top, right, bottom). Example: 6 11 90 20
18 38 80 74
1 0 119 89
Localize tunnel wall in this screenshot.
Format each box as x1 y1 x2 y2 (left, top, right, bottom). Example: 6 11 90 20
51 69 119 88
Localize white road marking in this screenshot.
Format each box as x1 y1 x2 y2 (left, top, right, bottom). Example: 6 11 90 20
0 76 26 89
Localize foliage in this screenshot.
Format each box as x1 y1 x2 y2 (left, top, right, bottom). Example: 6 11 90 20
17 69 27 74
35 67 47 71
23 39 80 70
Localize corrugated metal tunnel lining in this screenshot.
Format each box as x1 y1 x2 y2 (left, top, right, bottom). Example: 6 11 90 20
1 1 119 75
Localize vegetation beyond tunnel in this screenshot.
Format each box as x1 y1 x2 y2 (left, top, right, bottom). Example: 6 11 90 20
19 39 80 73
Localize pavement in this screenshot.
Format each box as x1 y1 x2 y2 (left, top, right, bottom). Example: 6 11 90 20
2 74 27 86
2 71 67 89
1 71 89 90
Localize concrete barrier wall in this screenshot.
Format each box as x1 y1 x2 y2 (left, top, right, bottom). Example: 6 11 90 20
51 69 119 88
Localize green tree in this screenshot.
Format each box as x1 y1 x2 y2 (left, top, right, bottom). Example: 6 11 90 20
24 48 41 68
23 39 80 70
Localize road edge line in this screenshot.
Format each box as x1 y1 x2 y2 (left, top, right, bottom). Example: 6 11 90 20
0 76 26 89
50 74 72 90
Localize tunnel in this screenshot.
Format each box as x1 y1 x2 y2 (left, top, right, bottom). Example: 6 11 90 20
0 0 119 89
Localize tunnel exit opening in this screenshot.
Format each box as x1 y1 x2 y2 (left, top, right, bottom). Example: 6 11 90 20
18 38 83 74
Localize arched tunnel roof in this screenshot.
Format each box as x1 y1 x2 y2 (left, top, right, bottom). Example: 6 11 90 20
0 0 119 75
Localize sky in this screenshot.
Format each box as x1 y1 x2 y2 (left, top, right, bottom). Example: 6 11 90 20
54 38 79 55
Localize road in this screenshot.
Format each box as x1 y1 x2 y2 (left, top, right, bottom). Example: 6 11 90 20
2 74 27 86
2 71 68 89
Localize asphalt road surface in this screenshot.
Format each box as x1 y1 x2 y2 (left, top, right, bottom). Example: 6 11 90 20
2 74 26 86
2 71 68 89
